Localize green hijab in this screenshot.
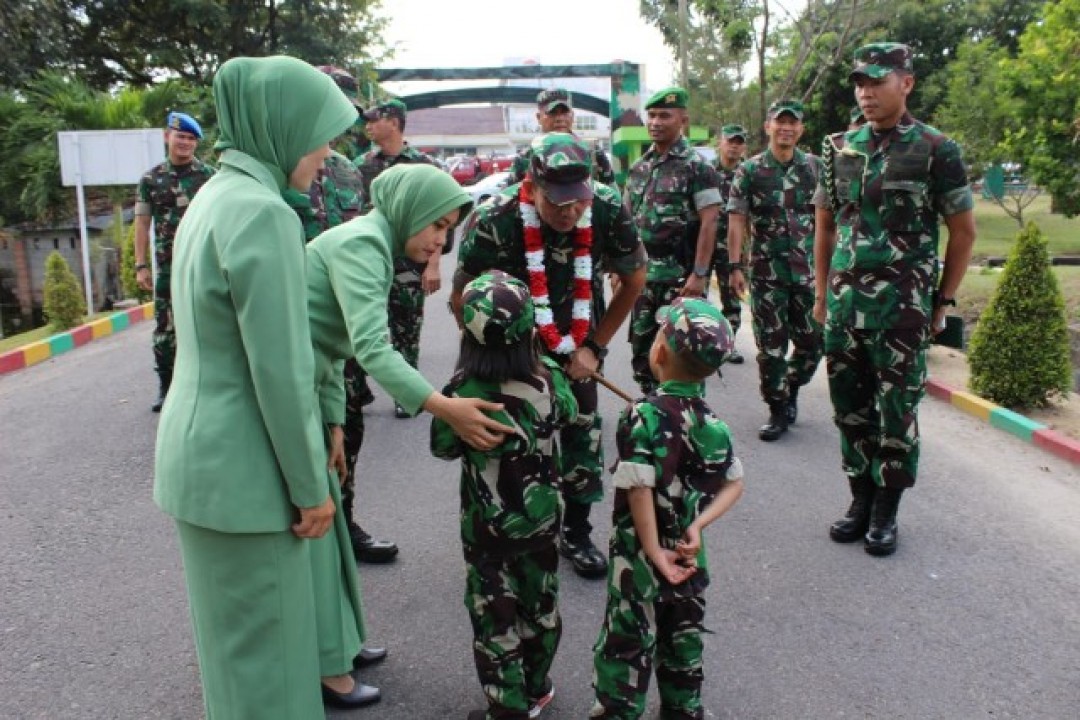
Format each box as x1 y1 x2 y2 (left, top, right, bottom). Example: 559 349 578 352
213 55 358 192
370 164 472 256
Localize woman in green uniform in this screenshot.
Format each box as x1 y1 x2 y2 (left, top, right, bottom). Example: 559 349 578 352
154 55 359 719
306 163 516 475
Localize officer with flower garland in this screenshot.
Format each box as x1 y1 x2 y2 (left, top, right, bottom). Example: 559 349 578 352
451 134 647 578
625 87 722 394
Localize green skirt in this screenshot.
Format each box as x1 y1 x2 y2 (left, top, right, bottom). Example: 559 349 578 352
176 522 324 720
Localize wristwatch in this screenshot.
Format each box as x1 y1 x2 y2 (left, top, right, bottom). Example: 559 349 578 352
727 260 746 273
582 338 608 360
934 293 957 308
135 263 149 271
692 264 711 278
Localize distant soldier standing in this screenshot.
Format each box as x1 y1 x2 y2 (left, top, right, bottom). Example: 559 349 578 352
355 99 440 419
510 88 616 185
814 43 975 556
134 112 215 412
727 100 823 442
626 87 721 394
710 124 749 365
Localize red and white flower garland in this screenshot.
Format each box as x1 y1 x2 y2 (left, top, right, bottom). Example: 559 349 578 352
520 185 593 354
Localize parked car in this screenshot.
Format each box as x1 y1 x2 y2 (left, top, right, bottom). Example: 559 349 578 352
449 155 517 185
467 171 514 206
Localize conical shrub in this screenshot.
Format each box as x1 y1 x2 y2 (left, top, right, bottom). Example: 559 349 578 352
42 250 86 330
968 222 1072 408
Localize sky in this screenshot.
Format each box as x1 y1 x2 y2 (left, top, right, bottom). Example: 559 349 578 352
378 0 678 96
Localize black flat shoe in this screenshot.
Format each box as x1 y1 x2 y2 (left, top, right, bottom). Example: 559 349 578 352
353 646 387 669
321 680 381 708
394 402 411 419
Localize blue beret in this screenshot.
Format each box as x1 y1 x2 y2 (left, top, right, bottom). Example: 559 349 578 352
167 112 203 139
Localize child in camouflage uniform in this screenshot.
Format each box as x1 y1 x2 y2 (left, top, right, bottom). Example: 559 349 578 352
431 271 578 720
591 298 745 720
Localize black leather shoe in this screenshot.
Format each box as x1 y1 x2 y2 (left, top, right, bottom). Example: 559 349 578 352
350 526 399 564
785 385 800 426
394 402 410 419
467 710 487 720
321 679 380 708
829 477 876 543
559 535 608 578
865 488 903 557
758 406 788 442
353 646 387 669
728 349 745 365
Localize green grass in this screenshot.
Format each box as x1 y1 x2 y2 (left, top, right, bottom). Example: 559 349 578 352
958 266 1080 324
969 195 1080 260
0 312 110 354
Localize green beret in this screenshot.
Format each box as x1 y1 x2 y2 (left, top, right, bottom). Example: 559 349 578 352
645 86 689 110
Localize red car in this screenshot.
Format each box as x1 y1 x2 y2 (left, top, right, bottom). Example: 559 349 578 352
449 155 516 185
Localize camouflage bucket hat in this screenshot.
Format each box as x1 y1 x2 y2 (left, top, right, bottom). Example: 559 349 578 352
850 42 914 80
537 88 572 113
462 270 535 346
767 99 804 120
317 65 361 105
529 133 594 205
720 123 747 140
363 98 407 122
656 298 734 371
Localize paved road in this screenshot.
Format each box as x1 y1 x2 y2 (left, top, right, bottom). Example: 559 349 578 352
2 272 1078 719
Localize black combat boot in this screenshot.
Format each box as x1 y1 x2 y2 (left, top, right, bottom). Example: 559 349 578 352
865 487 904 557
559 500 607 578
758 403 788 442
151 372 171 413
786 383 800 425
829 476 877 543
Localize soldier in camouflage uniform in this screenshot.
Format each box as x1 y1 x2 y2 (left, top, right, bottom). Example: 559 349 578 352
591 298 744 720
317 65 371 161
432 271 578 720
813 43 975 557
355 99 441 419
452 134 647 579
289 66 399 568
625 87 722 394
727 100 824 442
134 111 215 412
510 88 616 185
709 124 749 365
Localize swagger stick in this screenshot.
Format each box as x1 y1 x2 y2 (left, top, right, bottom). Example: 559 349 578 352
589 371 636 404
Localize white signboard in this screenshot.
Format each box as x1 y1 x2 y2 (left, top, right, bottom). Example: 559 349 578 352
57 129 167 312
58 129 165 187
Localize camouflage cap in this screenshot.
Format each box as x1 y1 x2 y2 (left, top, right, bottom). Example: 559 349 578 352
645 86 689 110
363 98 407 122
462 270 535 346
656 298 735 371
317 65 361 105
166 111 203 138
528 133 594 205
720 123 748 140
850 42 914 80
766 99 805 120
537 88 573 113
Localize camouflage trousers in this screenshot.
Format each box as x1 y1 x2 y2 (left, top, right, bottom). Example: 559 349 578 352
824 325 929 489
591 592 707 719
464 543 561 720
152 262 175 379
709 247 742 337
340 358 366 525
388 262 426 368
748 275 822 406
629 282 684 394
559 374 603 508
